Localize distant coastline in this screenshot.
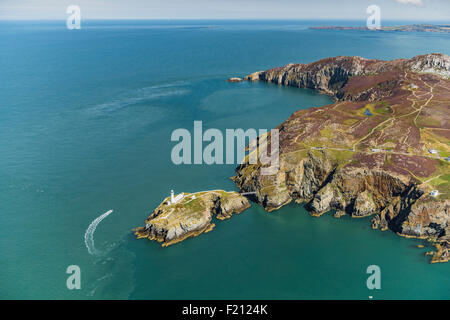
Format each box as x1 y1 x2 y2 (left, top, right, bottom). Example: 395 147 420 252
310 24 450 33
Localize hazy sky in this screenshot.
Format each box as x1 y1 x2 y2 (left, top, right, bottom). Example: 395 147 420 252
1 0 449 20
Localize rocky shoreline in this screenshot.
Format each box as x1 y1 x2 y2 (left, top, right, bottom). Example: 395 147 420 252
135 53 449 263
134 190 250 247
234 53 449 263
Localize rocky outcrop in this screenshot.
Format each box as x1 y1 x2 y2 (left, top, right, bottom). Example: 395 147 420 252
234 150 419 217
134 190 250 246
235 54 450 263
244 56 371 96
245 53 450 97
406 53 450 78
227 77 243 82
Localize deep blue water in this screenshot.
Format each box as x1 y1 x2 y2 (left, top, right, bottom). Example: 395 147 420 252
0 20 449 299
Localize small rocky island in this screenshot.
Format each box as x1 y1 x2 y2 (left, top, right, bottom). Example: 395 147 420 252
135 53 449 263
134 190 250 246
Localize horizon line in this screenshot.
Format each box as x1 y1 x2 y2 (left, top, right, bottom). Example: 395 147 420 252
1 18 449 22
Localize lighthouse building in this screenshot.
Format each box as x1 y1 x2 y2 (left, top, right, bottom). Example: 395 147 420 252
168 189 184 205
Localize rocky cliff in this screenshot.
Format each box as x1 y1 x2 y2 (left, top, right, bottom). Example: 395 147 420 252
245 53 450 95
235 53 450 263
134 190 250 247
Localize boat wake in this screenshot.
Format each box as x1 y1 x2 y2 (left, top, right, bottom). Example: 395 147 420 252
91 82 189 114
84 210 113 256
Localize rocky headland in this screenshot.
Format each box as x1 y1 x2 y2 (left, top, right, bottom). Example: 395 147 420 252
135 53 449 263
134 190 250 247
234 53 450 263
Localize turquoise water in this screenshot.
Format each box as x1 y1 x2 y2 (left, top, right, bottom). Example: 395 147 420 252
0 20 449 299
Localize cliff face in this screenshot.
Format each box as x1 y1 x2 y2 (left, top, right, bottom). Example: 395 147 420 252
245 56 372 96
245 54 450 96
406 54 450 78
134 190 250 247
236 53 450 263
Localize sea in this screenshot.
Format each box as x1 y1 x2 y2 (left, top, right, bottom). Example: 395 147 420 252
0 20 449 299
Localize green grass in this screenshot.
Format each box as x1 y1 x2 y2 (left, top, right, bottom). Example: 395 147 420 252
343 118 359 125
429 174 450 187
320 127 334 139
326 149 354 164
178 197 205 212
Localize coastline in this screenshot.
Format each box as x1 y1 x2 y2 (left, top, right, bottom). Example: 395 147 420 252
233 53 449 263
136 53 449 264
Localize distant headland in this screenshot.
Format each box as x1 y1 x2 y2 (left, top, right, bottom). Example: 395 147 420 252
310 24 450 33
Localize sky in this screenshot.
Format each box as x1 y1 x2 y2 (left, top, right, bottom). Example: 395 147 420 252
0 0 449 21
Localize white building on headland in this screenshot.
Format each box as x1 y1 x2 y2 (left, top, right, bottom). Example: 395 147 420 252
168 190 184 205
428 149 439 154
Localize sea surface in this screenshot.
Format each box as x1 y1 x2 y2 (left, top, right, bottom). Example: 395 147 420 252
0 20 449 299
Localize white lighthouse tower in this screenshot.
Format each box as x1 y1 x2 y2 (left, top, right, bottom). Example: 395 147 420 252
168 189 184 205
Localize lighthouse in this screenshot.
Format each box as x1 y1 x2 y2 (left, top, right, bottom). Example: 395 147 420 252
168 189 184 205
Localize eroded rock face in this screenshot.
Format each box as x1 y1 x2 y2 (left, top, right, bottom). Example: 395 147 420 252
245 56 371 96
245 53 450 96
234 150 418 217
396 197 449 239
406 53 450 78
235 54 450 263
134 191 250 246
